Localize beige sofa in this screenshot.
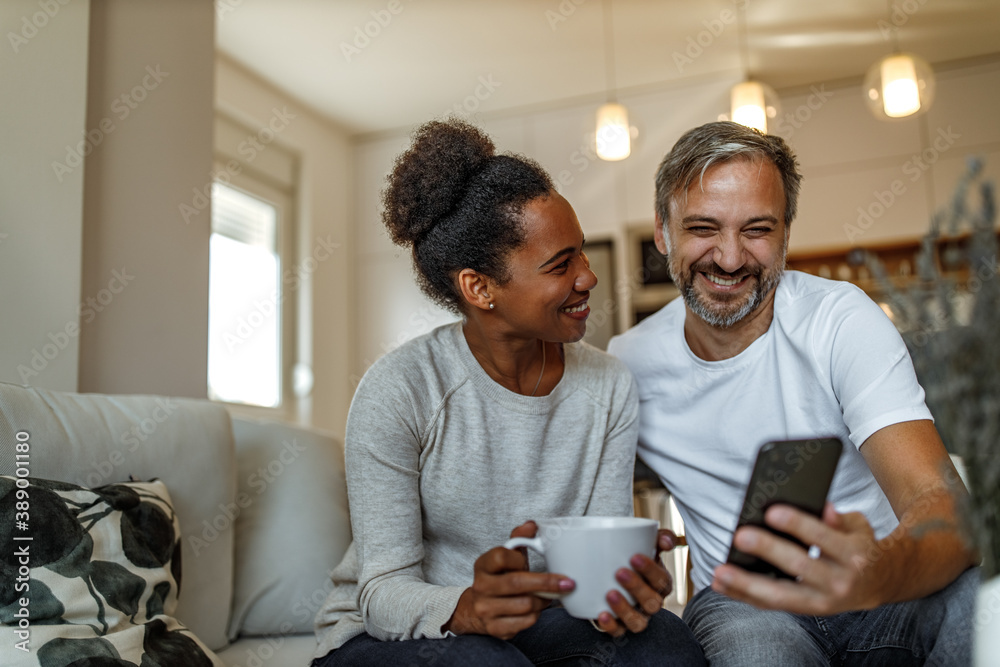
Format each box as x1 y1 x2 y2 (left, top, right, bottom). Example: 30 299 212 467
0 381 351 666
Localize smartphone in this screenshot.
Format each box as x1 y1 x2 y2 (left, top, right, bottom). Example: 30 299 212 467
726 438 843 579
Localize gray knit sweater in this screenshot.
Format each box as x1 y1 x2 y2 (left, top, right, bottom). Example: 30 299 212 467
313 322 639 657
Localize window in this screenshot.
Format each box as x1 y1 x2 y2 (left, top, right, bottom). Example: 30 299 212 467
208 113 298 412
208 183 281 407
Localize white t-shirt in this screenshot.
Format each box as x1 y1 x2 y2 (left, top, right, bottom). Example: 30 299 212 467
608 271 933 592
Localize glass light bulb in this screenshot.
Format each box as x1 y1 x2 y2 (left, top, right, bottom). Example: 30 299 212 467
596 103 630 161
731 82 767 133
881 54 921 118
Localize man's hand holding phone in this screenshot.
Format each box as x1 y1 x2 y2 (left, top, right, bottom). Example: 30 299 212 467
712 438 889 615
713 501 886 615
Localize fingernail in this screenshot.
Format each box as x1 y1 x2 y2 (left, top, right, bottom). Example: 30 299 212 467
608 590 624 604
736 528 757 548
769 506 790 524
659 535 674 548
630 554 645 568
559 578 575 591
616 568 633 583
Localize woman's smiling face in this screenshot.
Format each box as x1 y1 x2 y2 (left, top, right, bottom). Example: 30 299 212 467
488 191 597 343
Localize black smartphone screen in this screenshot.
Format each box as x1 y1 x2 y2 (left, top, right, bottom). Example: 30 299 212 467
726 438 843 579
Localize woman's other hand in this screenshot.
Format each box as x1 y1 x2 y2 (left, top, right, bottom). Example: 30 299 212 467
656 528 683 555
443 521 575 639
594 549 673 637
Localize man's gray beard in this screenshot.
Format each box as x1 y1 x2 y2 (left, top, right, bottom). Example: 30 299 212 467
681 268 783 328
669 243 787 329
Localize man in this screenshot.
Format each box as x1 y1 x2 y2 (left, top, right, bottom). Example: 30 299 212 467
608 121 978 665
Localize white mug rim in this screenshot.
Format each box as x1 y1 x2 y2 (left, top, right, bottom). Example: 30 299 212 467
534 516 658 532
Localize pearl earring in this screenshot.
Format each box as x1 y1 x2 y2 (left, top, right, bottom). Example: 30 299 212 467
489 302 495 310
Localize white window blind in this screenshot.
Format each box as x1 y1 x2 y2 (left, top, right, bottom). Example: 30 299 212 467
207 183 281 408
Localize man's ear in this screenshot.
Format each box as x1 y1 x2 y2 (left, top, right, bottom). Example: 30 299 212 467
653 214 669 256
457 268 493 312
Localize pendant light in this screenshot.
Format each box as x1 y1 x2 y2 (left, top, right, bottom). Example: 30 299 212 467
728 1 778 133
731 81 768 132
864 52 935 120
863 2 935 120
596 0 630 161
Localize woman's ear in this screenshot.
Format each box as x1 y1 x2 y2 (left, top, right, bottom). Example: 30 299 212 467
457 269 494 312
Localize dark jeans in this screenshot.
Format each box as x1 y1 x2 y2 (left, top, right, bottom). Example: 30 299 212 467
312 607 706 666
682 566 979 666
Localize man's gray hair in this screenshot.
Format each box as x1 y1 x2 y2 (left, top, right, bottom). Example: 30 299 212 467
654 121 802 227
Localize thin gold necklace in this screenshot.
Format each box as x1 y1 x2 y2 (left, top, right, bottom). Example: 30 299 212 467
529 341 546 397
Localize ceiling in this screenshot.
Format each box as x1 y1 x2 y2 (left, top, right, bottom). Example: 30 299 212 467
216 0 1000 136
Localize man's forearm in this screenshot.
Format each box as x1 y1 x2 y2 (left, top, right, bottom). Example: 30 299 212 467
867 485 977 604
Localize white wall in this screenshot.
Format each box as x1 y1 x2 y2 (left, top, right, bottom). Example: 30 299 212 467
0 0 91 391
215 57 354 438
77 0 216 399
774 59 1000 253
352 59 1000 383
1 2 354 437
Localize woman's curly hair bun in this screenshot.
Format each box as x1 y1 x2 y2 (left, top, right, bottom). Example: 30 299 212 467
383 119 495 246
381 117 554 312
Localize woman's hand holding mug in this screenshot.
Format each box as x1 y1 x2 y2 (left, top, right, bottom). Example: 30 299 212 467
442 521 574 639
504 517 672 638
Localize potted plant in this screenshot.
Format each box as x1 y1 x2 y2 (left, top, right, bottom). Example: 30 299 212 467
862 158 998 663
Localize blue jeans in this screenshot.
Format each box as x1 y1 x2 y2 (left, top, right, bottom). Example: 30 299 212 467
312 607 706 666
682 567 978 666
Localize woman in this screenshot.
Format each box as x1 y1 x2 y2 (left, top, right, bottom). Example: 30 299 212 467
312 119 705 666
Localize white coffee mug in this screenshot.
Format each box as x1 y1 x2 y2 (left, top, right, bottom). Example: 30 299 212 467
504 516 658 620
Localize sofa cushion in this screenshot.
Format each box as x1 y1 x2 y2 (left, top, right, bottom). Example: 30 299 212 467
0 383 237 651
228 418 351 638
0 477 222 666
215 633 320 666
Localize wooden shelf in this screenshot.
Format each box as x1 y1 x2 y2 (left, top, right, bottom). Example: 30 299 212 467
786 232 1000 297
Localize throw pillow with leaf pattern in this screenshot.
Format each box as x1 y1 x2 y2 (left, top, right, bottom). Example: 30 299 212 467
0 476 221 666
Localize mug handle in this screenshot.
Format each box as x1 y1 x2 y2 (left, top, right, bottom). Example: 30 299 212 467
503 537 563 600
504 536 544 554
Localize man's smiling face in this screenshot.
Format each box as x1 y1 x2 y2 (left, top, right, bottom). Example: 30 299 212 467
656 158 788 329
